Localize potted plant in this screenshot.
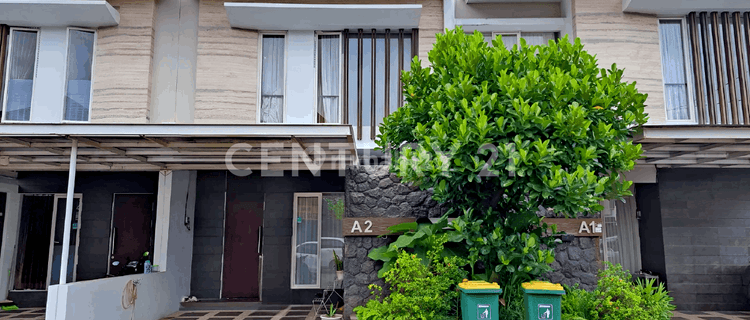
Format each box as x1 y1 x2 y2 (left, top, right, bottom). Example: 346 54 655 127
333 250 344 281
321 303 342 320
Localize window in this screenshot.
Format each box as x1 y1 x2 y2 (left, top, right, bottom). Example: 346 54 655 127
291 193 344 289
480 32 557 49
679 12 750 125
659 20 693 121
63 28 96 122
2 28 39 122
259 34 286 123
317 33 342 124
345 29 417 141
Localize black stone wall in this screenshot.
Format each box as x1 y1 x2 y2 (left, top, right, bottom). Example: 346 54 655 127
343 165 602 317
657 169 750 311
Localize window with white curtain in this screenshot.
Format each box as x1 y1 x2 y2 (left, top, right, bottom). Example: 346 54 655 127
479 32 557 49
63 28 95 122
602 197 642 274
317 34 341 124
2 28 38 122
260 34 285 123
659 20 693 121
291 193 344 289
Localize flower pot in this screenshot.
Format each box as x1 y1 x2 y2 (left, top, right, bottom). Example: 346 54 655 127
336 270 344 281
321 314 343 320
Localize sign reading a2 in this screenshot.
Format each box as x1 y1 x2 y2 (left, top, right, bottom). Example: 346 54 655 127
350 220 373 233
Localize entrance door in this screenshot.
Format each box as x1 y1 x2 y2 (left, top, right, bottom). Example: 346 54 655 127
108 194 156 276
14 194 82 290
222 193 263 299
49 195 82 285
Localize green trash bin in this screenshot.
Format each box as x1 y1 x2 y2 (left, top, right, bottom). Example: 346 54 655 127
458 279 502 320
521 281 565 320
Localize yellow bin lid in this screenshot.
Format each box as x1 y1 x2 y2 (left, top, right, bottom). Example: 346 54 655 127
521 281 565 294
458 279 502 294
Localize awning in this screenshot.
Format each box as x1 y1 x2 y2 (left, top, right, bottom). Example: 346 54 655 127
0 124 357 171
623 0 749 16
0 0 119 28
224 3 422 30
635 125 750 168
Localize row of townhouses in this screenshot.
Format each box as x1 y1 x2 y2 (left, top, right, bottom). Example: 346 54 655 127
0 0 747 319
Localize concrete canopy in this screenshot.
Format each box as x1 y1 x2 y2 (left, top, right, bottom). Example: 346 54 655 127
635 126 750 168
623 0 750 16
224 3 422 30
0 124 357 171
0 0 119 28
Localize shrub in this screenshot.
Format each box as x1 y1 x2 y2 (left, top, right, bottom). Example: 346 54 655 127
561 284 595 320
560 263 676 320
637 277 675 320
354 243 467 320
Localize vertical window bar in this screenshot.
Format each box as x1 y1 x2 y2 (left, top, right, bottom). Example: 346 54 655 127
701 13 717 124
370 29 376 140
398 29 404 109
688 14 706 124
316 34 324 124
711 12 728 123
722 13 740 124
742 13 750 124
411 29 419 60
357 29 363 140
343 30 349 124
385 29 390 116
0 25 8 111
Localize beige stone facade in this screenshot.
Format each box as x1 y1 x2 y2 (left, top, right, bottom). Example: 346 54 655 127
571 0 667 124
90 0 156 123
193 0 443 124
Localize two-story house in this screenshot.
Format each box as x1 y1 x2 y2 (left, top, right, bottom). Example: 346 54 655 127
443 0 750 311
0 0 439 319
0 0 748 319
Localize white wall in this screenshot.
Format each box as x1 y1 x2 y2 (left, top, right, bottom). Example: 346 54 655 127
285 30 316 124
31 27 67 123
46 170 196 320
0 180 20 300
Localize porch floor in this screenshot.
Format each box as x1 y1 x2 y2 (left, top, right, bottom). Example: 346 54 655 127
0 308 45 319
672 311 750 319
161 305 316 320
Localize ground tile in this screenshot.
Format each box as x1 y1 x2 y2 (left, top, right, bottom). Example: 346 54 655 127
216 311 243 316
182 312 209 316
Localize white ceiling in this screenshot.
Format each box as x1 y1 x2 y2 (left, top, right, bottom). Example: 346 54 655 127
224 3 422 31
0 0 119 28
623 0 750 16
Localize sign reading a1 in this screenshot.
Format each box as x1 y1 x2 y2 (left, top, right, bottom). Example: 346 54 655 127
477 304 490 319
538 304 553 320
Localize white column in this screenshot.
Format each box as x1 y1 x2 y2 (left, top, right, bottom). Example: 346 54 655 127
59 139 78 285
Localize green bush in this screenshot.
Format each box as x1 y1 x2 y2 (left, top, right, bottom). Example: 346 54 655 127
560 263 675 320
561 284 595 320
354 243 467 320
376 27 648 297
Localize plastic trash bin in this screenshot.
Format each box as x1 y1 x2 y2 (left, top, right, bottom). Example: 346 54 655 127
458 279 502 320
521 281 565 320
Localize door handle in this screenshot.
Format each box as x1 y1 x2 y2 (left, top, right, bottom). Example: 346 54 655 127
110 227 117 257
257 226 263 255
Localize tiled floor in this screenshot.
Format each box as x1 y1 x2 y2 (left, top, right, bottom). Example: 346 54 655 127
2 307 749 320
161 305 315 320
672 311 750 320
0 308 45 319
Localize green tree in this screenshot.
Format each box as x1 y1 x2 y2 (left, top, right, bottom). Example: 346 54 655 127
376 28 648 292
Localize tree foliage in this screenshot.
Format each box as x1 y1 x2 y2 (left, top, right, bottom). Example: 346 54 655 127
375 28 648 290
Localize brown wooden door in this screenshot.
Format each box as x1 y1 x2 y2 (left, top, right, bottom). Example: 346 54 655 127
108 194 155 276
222 193 263 299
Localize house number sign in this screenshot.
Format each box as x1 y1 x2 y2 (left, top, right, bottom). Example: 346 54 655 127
543 218 603 237
343 218 417 236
